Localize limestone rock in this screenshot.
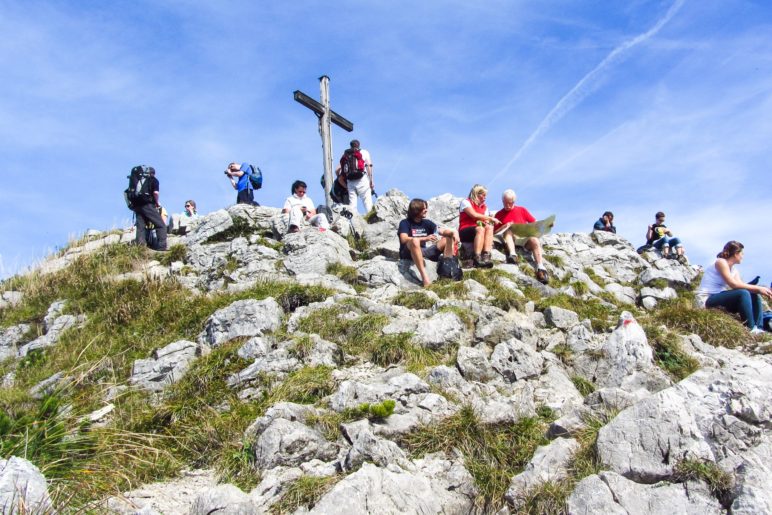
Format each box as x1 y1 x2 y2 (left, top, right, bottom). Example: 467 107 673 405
0 324 29 361
198 298 282 347
105 469 217 514
253 418 337 469
491 338 544 382
341 420 411 471
413 311 467 350
0 457 52 515
130 340 204 392
308 457 476 514
190 484 256 515
456 346 496 382
282 229 353 276
186 209 234 245
505 438 579 509
544 306 579 329
567 471 722 515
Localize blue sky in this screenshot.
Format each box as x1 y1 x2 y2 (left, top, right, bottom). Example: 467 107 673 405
1 0 771 282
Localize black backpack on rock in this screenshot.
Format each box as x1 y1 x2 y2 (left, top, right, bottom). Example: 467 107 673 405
124 165 154 209
437 256 463 281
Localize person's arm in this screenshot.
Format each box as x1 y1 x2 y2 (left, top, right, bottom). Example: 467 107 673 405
646 225 654 243
153 190 160 206
462 205 496 225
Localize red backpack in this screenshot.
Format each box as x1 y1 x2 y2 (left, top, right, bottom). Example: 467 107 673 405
340 148 365 180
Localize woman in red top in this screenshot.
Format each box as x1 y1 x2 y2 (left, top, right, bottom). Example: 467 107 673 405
459 184 497 268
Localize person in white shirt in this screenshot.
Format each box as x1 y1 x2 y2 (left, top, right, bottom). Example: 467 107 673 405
282 180 329 232
696 240 772 333
336 139 374 214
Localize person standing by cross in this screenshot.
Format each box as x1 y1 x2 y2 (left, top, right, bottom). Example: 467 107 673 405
337 139 374 214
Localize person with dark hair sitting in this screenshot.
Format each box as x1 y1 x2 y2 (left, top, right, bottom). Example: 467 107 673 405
646 211 687 263
696 240 772 334
593 211 616 233
398 198 459 287
282 180 329 232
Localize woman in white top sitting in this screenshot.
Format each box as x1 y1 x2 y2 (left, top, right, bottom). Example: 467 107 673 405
282 180 329 233
696 240 772 334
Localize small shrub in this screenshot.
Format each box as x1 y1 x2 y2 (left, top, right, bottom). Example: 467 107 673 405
358 399 397 419
392 291 436 310
571 375 596 397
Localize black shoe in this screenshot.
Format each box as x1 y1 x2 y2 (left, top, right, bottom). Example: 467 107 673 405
536 269 549 285
506 255 518 265
480 251 494 268
473 254 484 268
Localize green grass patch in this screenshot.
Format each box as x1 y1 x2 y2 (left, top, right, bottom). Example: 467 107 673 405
400 405 551 512
392 291 436 310
656 301 748 348
543 253 564 268
516 480 573 515
571 375 596 397
466 268 524 312
570 280 589 296
158 243 187 266
205 216 259 243
326 262 360 286
270 475 341 514
426 279 468 300
642 323 699 380
537 294 616 332
673 459 733 496
437 305 476 332
370 332 445 373
550 344 573 365
582 267 607 287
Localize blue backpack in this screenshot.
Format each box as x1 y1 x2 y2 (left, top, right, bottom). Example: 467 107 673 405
245 164 262 190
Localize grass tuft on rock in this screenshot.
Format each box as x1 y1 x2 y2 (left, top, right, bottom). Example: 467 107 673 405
270 475 341 514
467 268 524 312
642 323 700 380
392 291 436 310
570 375 596 397
656 301 748 348
400 405 551 512
537 294 616 332
673 458 733 496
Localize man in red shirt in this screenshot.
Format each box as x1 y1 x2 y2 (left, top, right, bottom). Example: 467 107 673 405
493 189 548 284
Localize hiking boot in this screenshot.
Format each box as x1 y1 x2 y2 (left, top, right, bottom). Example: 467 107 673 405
480 251 494 268
506 255 518 265
536 269 549 285
473 254 485 268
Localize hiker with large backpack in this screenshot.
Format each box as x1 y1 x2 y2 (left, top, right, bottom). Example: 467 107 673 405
225 162 261 206
336 139 374 214
124 165 167 251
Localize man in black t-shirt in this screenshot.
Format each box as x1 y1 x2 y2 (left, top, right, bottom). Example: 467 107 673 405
133 168 168 251
398 198 459 287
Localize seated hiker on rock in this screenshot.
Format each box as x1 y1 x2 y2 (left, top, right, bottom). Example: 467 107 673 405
169 199 199 235
493 189 549 284
282 180 329 233
458 184 497 268
398 198 459 287
593 211 616 233
646 211 687 263
696 240 772 334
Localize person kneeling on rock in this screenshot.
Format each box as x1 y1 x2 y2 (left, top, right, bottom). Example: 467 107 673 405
398 198 459 287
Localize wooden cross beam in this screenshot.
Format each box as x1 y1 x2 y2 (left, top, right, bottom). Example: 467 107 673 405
294 76 354 208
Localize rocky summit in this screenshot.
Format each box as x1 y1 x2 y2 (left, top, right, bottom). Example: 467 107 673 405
0 189 770 514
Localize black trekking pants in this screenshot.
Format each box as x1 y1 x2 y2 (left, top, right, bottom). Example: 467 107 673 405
134 203 168 250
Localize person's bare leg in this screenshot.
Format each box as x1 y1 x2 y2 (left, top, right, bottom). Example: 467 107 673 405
483 225 494 253
474 226 485 255
526 237 543 266
409 238 431 287
503 232 516 256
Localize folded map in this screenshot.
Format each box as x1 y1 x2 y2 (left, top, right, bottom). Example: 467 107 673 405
507 214 556 238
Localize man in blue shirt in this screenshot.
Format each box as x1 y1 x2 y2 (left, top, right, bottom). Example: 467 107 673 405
225 162 258 205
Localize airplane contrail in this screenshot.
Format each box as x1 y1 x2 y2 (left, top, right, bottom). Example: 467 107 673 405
490 0 685 186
